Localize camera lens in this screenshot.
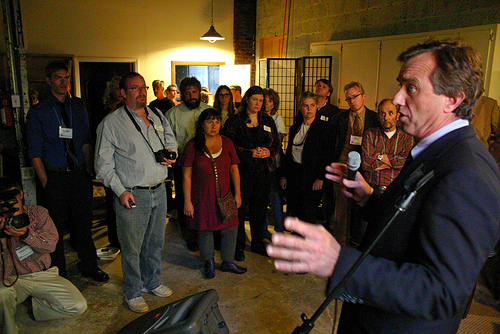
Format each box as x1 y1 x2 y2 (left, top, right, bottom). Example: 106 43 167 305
167 151 177 160
7 213 30 229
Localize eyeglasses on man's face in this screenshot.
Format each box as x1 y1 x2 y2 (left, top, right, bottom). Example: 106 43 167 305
345 93 361 102
128 86 149 92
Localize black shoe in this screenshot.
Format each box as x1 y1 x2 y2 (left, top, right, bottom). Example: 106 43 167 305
235 249 245 262
251 244 269 257
220 261 247 274
204 258 216 279
58 268 68 278
264 229 272 241
80 268 110 282
186 240 199 252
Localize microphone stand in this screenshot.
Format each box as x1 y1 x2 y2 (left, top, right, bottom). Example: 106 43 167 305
291 168 434 334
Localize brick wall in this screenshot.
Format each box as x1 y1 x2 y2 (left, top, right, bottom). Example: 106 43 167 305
257 0 500 59
234 0 257 84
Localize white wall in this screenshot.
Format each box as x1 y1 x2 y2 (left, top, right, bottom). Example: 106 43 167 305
3 0 234 101
310 25 500 107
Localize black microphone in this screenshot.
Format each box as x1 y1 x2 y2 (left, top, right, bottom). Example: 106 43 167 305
346 151 361 193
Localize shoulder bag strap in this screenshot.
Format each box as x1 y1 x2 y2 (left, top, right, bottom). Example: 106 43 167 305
206 149 221 199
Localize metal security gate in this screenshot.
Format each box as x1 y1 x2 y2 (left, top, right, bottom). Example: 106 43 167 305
297 56 332 95
259 56 331 148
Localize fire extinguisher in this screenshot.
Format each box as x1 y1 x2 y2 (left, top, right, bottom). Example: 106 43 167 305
0 96 14 127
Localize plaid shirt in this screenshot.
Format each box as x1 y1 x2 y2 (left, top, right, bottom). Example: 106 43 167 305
361 127 415 188
0 205 58 277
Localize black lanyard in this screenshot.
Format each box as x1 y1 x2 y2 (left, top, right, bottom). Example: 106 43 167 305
123 105 166 153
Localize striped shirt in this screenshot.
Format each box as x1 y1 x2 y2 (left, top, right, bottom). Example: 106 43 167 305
1 205 58 277
361 127 415 188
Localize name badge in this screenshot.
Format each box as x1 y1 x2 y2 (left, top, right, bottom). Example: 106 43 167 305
320 115 329 122
59 126 73 139
350 135 363 146
15 245 34 261
154 124 164 132
263 125 271 132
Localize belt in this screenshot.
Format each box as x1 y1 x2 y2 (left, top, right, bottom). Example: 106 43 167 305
45 165 85 172
378 185 387 192
135 183 162 191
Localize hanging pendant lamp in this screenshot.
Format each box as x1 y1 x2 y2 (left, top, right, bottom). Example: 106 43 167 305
200 0 225 43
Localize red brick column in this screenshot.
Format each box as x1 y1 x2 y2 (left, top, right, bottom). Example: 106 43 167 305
234 0 256 85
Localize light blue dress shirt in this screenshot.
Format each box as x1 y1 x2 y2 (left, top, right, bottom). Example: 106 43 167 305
410 119 469 159
166 102 209 154
95 105 178 197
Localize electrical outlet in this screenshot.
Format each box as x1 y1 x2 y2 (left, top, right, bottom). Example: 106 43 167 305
21 167 35 179
11 95 21 108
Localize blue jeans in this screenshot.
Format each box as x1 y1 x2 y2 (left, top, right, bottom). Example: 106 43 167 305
269 185 284 232
114 184 167 300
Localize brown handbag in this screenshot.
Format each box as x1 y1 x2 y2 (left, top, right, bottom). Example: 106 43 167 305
207 149 238 223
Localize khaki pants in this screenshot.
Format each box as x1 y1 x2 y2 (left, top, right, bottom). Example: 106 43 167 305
0 267 87 334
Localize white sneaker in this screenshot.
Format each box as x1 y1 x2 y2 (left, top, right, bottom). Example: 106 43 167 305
126 296 149 313
141 284 173 298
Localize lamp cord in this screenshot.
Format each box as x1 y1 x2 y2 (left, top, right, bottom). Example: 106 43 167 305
210 0 214 25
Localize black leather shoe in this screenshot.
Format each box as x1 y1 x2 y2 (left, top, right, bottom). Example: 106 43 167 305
251 244 269 257
81 268 110 282
204 258 215 279
220 261 247 274
235 249 245 262
58 268 68 278
186 240 199 252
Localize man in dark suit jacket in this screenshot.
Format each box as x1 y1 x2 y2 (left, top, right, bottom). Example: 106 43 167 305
267 39 500 333
331 81 380 163
315 78 340 121
330 82 380 245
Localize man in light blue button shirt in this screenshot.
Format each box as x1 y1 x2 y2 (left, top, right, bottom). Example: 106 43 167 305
95 72 178 313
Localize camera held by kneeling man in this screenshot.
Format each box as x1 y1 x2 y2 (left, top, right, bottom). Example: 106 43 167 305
0 176 87 334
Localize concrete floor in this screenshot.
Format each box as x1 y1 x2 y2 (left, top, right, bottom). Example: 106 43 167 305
11 204 500 333
13 216 342 334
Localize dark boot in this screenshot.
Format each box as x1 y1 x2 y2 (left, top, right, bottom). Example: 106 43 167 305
203 258 216 279
220 261 247 274
251 243 268 257
235 248 245 261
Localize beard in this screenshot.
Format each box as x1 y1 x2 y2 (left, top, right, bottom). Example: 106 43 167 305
184 98 201 110
382 121 396 131
136 95 147 108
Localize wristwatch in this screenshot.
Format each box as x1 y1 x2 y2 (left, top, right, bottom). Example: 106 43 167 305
377 154 383 161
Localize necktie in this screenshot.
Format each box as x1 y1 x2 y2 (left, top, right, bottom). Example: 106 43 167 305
58 101 78 170
353 114 362 136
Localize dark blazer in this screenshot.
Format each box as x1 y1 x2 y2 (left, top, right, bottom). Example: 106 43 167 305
221 112 280 173
331 107 380 162
318 103 341 122
296 102 340 124
283 117 335 183
329 125 500 333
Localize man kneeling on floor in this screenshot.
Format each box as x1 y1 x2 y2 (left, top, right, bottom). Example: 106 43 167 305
0 177 87 334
